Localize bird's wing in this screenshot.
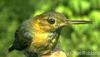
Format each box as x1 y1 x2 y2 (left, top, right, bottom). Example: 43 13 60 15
9 20 34 52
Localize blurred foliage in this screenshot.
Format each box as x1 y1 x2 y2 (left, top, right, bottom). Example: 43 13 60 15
0 0 100 57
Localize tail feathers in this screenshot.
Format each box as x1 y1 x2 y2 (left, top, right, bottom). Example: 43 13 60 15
8 46 14 52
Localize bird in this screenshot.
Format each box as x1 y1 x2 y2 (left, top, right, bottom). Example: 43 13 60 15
8 11 92 57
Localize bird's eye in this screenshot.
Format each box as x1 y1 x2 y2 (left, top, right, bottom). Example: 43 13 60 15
47 18 55 24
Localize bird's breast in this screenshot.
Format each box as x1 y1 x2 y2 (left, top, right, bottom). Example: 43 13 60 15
32 32 50 48
29 31 58 54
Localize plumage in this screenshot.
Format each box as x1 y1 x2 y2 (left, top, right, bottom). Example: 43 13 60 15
9 12 67 57
9 20 33 51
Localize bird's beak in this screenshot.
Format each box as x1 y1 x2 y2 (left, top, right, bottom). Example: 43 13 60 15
59 19 92 28
65 19 92 25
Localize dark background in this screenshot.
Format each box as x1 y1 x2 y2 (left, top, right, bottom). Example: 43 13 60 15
0 0 100 57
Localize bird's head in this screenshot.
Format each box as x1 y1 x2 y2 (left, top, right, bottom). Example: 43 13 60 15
32 12 92 32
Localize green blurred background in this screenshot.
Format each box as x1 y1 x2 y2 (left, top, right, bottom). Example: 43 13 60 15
0 0 100 57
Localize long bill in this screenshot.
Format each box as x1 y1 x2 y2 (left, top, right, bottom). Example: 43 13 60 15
67 20 92 24
59 20 92 27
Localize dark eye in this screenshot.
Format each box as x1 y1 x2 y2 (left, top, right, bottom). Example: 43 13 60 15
47 18 55 24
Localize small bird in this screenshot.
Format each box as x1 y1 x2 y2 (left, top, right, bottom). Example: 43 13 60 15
8 12 91 57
